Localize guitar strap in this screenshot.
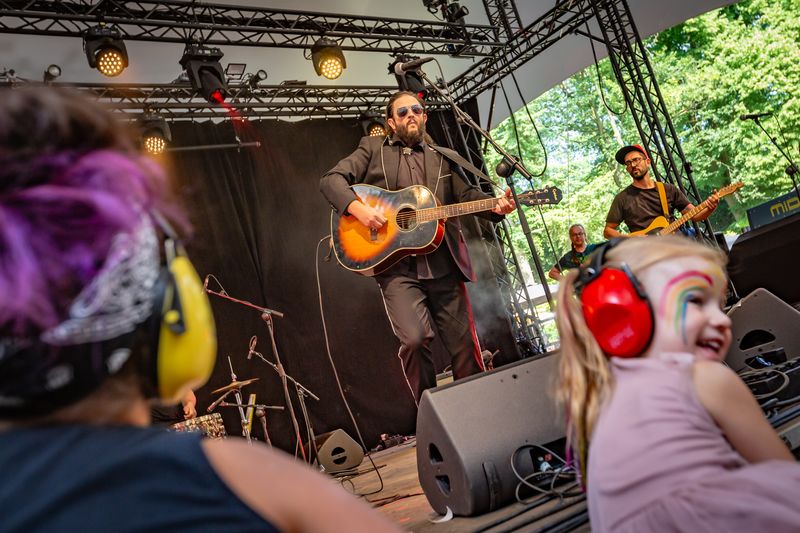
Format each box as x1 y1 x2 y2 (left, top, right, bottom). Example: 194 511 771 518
427 144 498 188
655 181 670 218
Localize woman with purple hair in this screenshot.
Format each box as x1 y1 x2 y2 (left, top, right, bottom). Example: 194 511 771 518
0 87 399 533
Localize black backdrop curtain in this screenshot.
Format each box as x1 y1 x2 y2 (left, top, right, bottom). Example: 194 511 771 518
162 107 518 451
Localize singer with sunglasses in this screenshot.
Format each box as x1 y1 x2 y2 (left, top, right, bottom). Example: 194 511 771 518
604 144 719 239
320 91 515 406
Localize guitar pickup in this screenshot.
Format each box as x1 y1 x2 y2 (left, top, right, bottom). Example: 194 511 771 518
370 228 378 241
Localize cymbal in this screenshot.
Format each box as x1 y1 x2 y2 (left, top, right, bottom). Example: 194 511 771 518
211 378 259 395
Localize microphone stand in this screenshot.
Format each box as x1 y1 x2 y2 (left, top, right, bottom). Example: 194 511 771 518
205 281 316 462
751 117 800 203
227 356 252 445
255 312 321 464
417 69 554 309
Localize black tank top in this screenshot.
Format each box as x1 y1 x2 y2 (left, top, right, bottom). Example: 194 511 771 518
0 425 281 532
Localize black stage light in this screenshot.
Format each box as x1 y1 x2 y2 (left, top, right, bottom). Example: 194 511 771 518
248 69 268 89
311 38 346 80
389 56 428 100
83 26 128 77
444 2 469 23
43 64 61 83
140 114 172 156
180 44 228 103
360 111 388 138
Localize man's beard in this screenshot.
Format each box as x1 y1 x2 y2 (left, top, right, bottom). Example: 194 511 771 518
396 120 425 146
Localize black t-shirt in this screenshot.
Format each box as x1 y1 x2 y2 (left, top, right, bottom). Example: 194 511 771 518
606 183 690 233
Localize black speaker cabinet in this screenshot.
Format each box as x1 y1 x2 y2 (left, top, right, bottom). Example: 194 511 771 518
310 429 364 474
416 354 564 516
728 212 800 306
726 288 800 372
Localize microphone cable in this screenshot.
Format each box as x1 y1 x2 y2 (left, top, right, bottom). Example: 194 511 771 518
314 235 385 497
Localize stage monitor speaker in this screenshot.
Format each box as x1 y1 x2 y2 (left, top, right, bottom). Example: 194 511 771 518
310 429 364 474
728 212 800 306
416 354 564 517
725 288 800 372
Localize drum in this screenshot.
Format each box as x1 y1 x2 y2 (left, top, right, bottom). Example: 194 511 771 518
171 413 227 439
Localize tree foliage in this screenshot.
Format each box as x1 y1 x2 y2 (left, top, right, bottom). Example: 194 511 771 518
484 0 800 277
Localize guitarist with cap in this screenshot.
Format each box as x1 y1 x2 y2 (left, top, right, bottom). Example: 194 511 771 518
604 144 719 238
320 90 515 406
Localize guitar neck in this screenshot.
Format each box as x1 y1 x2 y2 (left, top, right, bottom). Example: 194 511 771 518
417 197 500 222
663 197 712 235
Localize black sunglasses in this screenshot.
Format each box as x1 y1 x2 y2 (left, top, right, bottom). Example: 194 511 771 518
396 104 424 118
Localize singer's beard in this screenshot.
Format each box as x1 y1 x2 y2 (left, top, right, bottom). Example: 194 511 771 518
395 120 425 147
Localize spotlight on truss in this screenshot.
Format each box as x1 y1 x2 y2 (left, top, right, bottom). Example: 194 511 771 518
247 69 268 89
140 113 172 155
43 64 61 83
83 26 128 77
360 111 388 138
311 38 346 80
180 44 228 103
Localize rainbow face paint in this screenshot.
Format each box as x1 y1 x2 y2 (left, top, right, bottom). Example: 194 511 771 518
658 270 715 344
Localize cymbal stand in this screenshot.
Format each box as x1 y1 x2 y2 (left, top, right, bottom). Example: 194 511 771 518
751 116 800 203
219 402 284 448
227 356 252 445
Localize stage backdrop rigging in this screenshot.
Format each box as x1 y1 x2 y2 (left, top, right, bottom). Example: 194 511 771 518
163 109 519 451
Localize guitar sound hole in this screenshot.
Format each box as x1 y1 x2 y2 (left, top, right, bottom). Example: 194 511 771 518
396 207 418 231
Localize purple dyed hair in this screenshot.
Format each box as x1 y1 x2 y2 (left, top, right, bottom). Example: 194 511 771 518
0 87 184 335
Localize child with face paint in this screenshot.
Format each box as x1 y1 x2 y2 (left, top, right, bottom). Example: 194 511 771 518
555 235 800 533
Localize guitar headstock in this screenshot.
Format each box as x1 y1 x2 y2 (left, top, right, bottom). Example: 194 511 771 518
518 186 563 207
710 181 745 200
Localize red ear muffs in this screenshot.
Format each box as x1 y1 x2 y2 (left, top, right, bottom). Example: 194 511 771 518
575 240 654 358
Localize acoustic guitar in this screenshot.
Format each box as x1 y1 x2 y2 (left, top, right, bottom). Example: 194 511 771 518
331 184 562 276
628 181 744 236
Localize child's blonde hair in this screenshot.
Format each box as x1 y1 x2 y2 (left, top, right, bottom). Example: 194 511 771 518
555 235 727 483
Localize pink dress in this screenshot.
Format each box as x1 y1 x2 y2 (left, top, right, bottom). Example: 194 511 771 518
587 352 800 532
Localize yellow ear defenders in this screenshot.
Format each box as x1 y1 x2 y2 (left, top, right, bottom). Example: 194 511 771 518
150 216 217 402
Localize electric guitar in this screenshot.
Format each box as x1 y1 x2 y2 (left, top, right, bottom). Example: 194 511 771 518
331 184 562 276
628 182 744 236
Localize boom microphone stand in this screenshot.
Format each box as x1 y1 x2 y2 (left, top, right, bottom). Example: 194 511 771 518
415 67 555 308
749 116 800 204
204 276 317 462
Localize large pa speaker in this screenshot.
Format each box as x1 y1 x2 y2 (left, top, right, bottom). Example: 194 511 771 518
416 354 564 516
726 288 800 372
728 212 800 306
310 429 364 474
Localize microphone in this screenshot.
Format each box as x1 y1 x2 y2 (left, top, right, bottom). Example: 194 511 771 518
740 112 772 121
207 391 229 413
247 336 258 360
203 275 210 292
394 57 434 76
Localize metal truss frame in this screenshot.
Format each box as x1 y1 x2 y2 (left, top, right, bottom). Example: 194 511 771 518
0 0 503 55
482 0 522 41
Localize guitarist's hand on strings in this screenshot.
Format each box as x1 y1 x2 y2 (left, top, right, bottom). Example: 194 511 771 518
492 188 516 216
348 200 387 230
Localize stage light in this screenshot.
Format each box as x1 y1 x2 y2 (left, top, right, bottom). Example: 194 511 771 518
444 2 469 23
360 111 388 138
140 114 172 155
225 63 246 80
247 69 268 89
311 38 346 80
180 44 228 103
83 26 128 77
43 64 61 83
389 56 428 100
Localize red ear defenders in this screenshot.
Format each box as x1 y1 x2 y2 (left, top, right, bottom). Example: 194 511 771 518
574 239 654 358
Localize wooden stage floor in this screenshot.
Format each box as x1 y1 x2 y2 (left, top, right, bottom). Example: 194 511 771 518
341 439 591 533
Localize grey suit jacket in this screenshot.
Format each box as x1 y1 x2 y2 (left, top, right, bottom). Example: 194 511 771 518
320 135 503 281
